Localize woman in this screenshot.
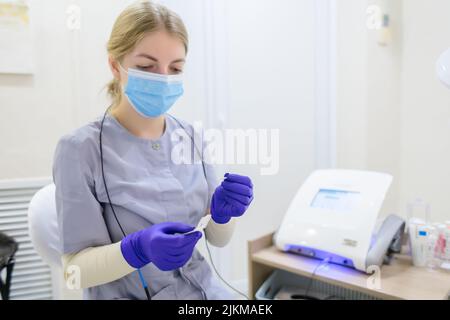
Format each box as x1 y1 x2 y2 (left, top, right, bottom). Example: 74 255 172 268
53 1 254 300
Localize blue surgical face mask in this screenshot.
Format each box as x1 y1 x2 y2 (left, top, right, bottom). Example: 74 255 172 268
119 64 184 118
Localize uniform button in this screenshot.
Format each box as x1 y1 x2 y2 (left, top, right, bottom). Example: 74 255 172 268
152 143 161 151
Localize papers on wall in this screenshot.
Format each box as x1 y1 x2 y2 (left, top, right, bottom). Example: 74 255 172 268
0 0 33 74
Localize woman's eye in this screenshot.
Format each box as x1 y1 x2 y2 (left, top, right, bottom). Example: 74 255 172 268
137 65 155 71
171 68 182 74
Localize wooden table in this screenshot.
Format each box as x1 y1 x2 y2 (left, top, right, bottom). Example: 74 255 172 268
248 233 450 300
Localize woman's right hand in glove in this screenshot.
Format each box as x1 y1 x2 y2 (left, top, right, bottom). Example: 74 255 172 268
120 222 202 271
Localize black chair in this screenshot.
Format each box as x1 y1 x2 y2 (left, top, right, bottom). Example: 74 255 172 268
0 232 18 300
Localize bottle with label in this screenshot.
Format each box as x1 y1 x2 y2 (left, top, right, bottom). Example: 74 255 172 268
409 223 428 267
440 222 450 270
425 226 440 271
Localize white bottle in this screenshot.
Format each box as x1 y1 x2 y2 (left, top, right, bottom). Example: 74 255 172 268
426 226 439 271
409 222 428 267
441 222 450 270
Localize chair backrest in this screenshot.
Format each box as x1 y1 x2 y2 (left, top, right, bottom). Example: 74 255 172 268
28 184 61 268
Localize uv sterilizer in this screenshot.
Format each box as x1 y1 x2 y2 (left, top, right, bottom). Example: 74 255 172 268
274 170 405 273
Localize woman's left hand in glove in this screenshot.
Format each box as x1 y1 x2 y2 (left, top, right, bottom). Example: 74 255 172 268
210 173 254 224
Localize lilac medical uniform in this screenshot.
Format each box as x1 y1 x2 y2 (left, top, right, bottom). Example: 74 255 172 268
52 113 233 300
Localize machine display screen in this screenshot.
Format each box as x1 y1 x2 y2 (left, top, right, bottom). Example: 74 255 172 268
310 189 361 212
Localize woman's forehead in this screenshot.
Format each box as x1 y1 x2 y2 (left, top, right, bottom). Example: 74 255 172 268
130 31 186 62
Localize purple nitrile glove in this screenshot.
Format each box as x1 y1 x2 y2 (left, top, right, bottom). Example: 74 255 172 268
210 173 254 224
120 222 202 271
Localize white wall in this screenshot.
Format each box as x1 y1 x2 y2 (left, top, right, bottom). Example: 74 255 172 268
366 0 403 217
335 0 403 218
223 0 317 282
336 0 450 223
335 0 369 171
399 0 450 223
0 0 128 179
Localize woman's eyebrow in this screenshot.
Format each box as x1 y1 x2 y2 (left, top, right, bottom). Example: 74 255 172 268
136 53 185 64
136 53 158 61
171 58 186 64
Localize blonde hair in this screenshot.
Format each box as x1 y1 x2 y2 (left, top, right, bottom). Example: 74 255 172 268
106 1 188 107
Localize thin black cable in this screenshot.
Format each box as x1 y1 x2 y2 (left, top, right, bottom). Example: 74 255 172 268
100 108 127 237
99 107 151 300
101 111 243 300
168 114 250 300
